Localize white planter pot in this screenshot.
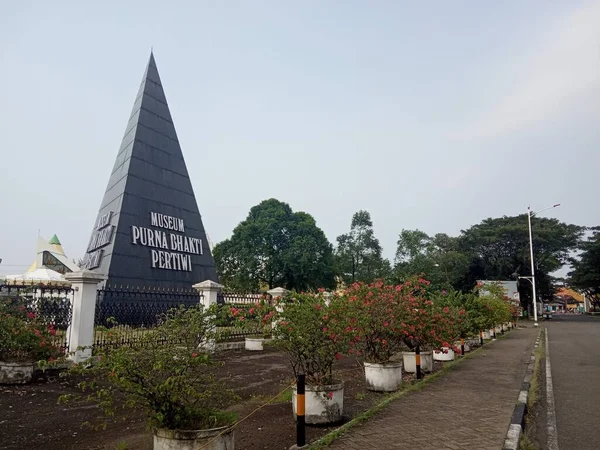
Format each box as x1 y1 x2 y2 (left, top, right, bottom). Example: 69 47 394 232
495 326 502 334
0 361 35 385
466 338 479 347
433 347 455 361
153 426 234 450
454 341 471 353
292 382 343 424
482 331 491 340
364 361 403 392
244 337 271 351
402 351 433 373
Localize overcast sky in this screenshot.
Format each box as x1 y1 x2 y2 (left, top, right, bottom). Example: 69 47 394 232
1 1 598 275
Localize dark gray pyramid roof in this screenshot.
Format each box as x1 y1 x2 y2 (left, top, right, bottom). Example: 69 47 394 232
81 52 218 288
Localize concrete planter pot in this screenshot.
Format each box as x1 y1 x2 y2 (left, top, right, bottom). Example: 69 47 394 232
466 338 480 347
0 361 35 385
244 337 271 351
402 351 433 373
153 426 234 450
364 361 403 392
454 341 471 353
292 382 343 425
482 330 491 340
433 347 455 362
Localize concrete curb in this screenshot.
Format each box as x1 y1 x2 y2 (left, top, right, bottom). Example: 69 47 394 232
502 327 542 450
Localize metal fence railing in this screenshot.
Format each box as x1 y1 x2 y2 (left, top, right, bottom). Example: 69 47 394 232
94 286 202 349
0 282 74 352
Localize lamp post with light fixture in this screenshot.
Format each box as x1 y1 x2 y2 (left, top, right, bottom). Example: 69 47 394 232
524 204 561 326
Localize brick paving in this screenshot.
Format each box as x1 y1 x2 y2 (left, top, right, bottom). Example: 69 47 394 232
327 326 538 450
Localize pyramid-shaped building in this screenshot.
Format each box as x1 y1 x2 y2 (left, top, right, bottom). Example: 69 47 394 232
82 52 218 288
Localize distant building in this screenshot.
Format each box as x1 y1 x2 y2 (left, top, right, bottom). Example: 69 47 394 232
27 234 79 275
477 280 520 302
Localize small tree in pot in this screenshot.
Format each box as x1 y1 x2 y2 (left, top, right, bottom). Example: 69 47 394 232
328 280 412 391
272 291 344 424
61 305 238 450
395 278 462 372
0 297 63 384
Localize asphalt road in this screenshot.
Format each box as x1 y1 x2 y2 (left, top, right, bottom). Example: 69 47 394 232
545 314 600 450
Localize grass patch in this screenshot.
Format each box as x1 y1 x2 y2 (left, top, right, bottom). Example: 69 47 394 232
519 433 539 450
519 328 545 450
272 388 293 404
309 341 493 449
527 330 546 410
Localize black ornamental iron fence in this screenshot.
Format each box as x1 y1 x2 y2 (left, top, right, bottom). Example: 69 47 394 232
94 286 203 348
92 286 276 348
0 282 74 352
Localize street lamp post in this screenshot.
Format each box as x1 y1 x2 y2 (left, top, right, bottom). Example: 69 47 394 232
526 204 561 326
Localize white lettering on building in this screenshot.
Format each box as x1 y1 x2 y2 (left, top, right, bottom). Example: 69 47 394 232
132 211 203 272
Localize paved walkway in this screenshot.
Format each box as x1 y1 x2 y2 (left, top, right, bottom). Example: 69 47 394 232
328 326 538 450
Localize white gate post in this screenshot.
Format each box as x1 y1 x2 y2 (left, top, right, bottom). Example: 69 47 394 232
267 287 289 334
193 280 224 309
267 287 289 302
193 280 224 351
64 270 106 363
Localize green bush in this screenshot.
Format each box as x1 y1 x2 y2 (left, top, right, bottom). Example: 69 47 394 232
61 305 238 431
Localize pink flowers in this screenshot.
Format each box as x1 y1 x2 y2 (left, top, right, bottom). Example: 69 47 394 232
26 312 36 320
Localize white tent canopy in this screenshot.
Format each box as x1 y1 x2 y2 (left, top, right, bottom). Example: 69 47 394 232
5 268 68 284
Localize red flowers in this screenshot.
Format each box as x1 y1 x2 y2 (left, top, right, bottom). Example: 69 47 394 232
26 312 36 320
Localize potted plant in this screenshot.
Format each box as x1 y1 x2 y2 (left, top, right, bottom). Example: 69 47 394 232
431 290 472 356
330 280 413 392
228 295 277 351
273 292 344 424
399 279 461 372
61 305 238 450
0 297 62 384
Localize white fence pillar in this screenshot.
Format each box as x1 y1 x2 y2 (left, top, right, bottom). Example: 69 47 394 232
267 287 289 302
64 270 106 363
193 280 224 309
193 280 224 352
268 287 289 334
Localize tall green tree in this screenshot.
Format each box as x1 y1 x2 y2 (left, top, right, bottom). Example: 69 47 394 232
568 228 600 310
335 211 391 284
458 215 584 305
213 199 335 292
393 230 469 291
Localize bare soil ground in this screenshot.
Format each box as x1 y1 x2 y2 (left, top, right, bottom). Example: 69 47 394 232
0 347 443 450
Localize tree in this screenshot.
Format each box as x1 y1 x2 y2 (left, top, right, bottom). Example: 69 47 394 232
568 228 600 310
213 199 335 292
458 215 584 307
335 211 391 284
393 230 469 291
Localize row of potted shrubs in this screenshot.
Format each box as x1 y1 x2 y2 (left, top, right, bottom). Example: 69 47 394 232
0 278 517 450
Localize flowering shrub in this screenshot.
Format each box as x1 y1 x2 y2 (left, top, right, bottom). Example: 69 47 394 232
228 295 277 338
398 280 463 351
430 290 477 340
60 305 238 431
328 280 410 363
273 292 342 385
0 297 62 363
